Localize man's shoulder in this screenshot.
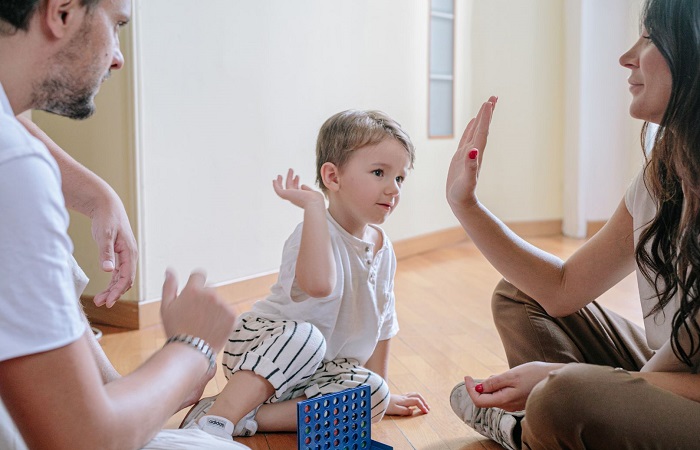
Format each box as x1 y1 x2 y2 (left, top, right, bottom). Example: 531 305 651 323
0 114 50 167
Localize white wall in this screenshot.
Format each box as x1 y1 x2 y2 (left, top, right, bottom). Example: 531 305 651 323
134 1 432 299
563 0 646 237
36 1 627 302
131 0 570 300
468 0 565 221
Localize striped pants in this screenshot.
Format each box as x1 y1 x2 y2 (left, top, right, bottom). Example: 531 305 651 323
222 316 390 421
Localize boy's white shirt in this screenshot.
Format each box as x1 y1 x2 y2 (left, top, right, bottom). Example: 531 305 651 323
243 210 399 365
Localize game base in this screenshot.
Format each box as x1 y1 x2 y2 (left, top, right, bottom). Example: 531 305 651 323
297 385 392 450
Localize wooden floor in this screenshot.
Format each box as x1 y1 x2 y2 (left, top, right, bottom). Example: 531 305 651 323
98 235 642 450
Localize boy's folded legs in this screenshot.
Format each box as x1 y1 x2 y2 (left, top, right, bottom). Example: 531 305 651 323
180 370 274 438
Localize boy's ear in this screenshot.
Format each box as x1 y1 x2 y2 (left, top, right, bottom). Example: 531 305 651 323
43 0 85 39
320 162 340 192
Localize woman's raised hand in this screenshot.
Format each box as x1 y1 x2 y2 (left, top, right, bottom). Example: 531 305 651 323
446 96 497 211
273 168 325 210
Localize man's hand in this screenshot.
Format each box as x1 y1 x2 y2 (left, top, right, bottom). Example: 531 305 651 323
91 196 138 307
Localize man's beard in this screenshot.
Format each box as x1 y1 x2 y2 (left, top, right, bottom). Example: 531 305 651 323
30 13 105 120
32 74 98 120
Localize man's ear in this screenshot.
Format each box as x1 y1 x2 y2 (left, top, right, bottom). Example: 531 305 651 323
43 0 85 39
320 162 341 192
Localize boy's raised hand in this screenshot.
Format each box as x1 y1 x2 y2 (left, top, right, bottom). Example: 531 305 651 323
446 96 498 211
273 168 325 209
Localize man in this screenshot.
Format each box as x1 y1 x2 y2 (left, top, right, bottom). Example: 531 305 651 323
0 1 248 448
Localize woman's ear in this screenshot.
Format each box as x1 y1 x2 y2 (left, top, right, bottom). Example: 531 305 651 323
320 162 340 192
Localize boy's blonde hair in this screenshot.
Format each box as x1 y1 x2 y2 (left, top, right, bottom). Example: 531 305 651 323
315 110 416 193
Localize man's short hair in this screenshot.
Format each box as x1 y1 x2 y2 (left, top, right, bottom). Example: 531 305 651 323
0 0 102 34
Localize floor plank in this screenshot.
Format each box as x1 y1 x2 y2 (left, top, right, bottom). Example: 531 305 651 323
98 235 641 449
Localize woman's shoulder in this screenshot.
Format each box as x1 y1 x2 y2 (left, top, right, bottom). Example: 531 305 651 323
624 166 653 214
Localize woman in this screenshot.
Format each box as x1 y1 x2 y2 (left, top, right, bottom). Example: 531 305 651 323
446 0 700 448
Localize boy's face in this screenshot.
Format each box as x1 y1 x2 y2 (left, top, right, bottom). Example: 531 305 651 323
334 137 411 226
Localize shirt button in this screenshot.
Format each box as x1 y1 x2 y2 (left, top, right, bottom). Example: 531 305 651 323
366 260 371 265
365 247 370 252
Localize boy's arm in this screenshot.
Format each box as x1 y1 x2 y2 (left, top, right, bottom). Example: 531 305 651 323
273 169 336 298
365 339 391 380
365 339 430 416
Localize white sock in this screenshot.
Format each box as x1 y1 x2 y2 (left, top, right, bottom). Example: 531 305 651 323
197 415 235 441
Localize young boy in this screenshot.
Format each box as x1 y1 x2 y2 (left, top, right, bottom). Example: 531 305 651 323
181 110 429 439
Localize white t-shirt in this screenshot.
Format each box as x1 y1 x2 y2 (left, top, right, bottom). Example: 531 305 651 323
0 84 85 362
245 211 399 365
625 168 680 349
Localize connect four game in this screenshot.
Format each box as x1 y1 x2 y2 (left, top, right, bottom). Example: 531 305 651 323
297 385 392 450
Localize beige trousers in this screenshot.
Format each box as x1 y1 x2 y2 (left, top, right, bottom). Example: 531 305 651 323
491 279 700 450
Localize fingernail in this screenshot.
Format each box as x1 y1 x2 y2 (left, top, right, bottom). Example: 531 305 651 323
475 383 484 393
469 149 478 160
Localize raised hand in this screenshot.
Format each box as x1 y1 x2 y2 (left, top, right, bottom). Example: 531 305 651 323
273 168 325 210
446 96 498 211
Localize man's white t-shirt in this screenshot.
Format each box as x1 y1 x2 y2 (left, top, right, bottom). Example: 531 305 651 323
0 83 85 362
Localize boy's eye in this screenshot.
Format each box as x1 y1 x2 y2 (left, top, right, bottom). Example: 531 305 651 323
372 169 383 177
395 176 404 184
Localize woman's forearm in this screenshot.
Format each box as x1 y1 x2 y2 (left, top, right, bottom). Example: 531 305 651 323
452 201 565 303
451 198 636 316
632 371 700 403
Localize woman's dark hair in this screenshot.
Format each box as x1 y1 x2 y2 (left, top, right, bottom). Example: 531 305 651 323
0 0 101 33
636 0 700 367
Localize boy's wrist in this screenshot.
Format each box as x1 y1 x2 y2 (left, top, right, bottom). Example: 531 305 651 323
304 196 327 212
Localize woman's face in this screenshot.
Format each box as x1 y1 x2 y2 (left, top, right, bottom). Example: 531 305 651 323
619 27 672 124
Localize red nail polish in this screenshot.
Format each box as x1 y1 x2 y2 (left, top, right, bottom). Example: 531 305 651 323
475 383 484 393
468 149 478 160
